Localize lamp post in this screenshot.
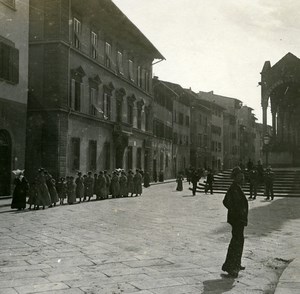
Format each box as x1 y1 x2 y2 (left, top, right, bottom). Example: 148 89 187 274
263 134 271 167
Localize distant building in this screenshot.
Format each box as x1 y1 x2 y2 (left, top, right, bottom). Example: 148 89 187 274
152 78 174 180
187 90 212 169
238 106 257 165
26 0 164 179
197 94 225 171
159 81 191 176
0 0 29 195
199 91 242 169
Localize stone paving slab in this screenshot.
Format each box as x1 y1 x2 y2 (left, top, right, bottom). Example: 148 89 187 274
1 181 300 293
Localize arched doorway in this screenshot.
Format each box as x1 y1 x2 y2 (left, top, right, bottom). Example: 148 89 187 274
0 130 12 196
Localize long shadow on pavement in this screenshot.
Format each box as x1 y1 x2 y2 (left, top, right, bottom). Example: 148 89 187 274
202 274 235 294
217 197 300 237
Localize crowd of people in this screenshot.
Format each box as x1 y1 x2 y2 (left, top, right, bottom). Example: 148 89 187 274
10 168 149 211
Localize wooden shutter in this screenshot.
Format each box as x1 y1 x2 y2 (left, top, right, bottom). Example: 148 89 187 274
71 79 75 108
11 47 19 84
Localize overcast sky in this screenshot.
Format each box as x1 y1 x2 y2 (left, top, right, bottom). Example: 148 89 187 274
113 0 300 123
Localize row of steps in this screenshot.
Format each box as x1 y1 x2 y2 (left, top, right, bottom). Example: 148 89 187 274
210 169 300 197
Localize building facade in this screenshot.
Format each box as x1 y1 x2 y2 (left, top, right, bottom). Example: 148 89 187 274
152 78 173 180
238 106 257 165
26 0 164 180
0 0 29 195
199 91 242 169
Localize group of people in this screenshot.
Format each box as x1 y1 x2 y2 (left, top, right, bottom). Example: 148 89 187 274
11 168 149 211
244 159 275 200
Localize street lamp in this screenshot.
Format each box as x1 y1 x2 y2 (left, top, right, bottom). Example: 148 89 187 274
263 134 271 167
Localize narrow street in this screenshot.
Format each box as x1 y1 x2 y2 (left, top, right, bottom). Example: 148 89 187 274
0 182 299 294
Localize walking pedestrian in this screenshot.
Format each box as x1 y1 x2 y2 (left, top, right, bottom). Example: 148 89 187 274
127 170 134 197
205 168 214 194
56 177 67 205
143 171 150 188
97 171 106 200
191 169 200 196
111 170 120 198
222 166 248 278
85 172 94 201
35 168 52 209
133 169 143 196
248 168 258 200
264 166 275 200
176 172 184 191
67 176 76 204
27 180 38 210
45 172 59 207
75 172 84 202
11 169 29 210
119 170 128 197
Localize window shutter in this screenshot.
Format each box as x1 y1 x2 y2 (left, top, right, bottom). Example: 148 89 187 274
71 79 75 108
80 83 84 112
11 47 19 84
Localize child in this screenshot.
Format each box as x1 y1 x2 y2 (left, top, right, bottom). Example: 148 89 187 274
57 177 67 205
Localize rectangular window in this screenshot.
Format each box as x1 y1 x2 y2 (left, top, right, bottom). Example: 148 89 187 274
1 0 15 9
74 81 81 111
145 111 150 131
179 113 184 125
73 18 81 49
145 71 150 92
103 92 110 119
117 51 123 74
88 140 97 171
165 154 169 168
105 42 112 68
141 68 146 90
218 142 222 152
128 60 134 81
137 147 142 169
137 66 142 87
185 115 190 126
91 31 97 59
127 103 133 125
71 138 80 171
199 114 202 125
204 135 208 148
0 42 19 84
89 87 97 115
137 109 142 129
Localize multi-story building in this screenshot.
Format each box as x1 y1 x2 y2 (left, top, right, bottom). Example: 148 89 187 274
26 0 164 179
187 90 212 169
158 80 190 177
196 95 225 171
238 106 257 165
0 0 29 195
199 91 242 169
152 78 173 180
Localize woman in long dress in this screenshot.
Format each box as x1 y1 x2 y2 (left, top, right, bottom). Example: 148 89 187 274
35 169 52 209
45 172 59 207
75 172 84 202
176 172 184 191
133 169 143 197
127 170 134 197
67 176 76 204
11 170 29 210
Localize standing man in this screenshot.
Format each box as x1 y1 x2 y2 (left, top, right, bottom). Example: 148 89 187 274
248 167 258 200
205 168 214 195
222 166 248 278
191 169 200 196
264 166 275 200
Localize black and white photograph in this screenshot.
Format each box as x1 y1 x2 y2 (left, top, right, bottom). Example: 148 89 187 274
0 0 300 293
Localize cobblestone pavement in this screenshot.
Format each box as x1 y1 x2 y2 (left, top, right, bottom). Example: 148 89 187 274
0 182 300 294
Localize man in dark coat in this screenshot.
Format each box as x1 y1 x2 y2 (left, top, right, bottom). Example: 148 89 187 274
264 166 275 200
248 167 258 200
191 169 200 196
222 166 248 278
